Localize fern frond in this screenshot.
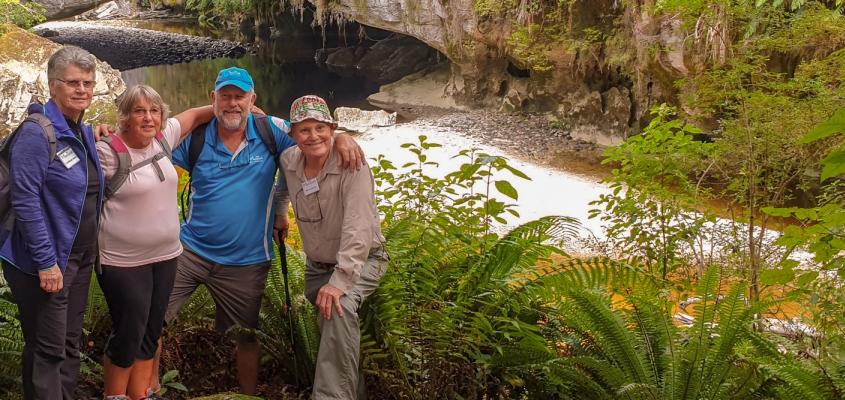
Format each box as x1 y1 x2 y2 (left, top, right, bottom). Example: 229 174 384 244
530 256 657 301
0 297 22 384
559 288 653 384
616 382 661 400
480 215 579 282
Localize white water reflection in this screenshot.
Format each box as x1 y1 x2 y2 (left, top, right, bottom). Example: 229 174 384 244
356 122 816 266
357 123 612 238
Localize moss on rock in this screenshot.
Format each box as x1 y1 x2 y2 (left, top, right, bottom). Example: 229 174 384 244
0 24 59 64
0 25 124 135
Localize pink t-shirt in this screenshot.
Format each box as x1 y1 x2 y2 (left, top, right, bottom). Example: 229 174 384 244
96 118 183 267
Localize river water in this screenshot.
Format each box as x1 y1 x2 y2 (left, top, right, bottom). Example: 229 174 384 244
358 124 611 237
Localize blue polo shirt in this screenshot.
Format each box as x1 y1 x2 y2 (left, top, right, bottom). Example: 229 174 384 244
172 114 295 266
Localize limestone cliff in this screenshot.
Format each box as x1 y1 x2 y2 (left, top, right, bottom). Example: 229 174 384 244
0 26 125 136
302 0 691 145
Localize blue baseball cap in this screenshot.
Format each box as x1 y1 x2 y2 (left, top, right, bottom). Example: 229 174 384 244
214 67 254 92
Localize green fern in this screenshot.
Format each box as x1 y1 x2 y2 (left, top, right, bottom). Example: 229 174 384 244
258 246 318 387
534 267 777 399
746 330 845 399
0 295 22 388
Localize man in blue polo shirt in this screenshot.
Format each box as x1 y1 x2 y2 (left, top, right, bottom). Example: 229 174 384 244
156 67 362 396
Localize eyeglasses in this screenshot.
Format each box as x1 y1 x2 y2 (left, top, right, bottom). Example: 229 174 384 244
56 79 96 90
132 107 161 117
294 189 323 223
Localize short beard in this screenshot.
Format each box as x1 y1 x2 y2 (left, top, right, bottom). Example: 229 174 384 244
218 112 245 130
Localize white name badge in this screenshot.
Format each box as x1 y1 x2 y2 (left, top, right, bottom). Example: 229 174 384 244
57 147 80 169
302 178 320 196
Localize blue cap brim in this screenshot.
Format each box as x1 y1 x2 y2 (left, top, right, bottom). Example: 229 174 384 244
214 80 252 92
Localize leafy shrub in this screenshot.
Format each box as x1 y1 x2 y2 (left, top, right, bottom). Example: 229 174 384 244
0 0 45 30
591 104 715 280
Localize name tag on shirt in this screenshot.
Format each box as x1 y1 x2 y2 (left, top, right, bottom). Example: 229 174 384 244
57 147 80 169
303 178 320 196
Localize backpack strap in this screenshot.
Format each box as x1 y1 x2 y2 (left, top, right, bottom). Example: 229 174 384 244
155 131 172 160
101 135 133 201
181 123 208 222
103 132 174 201
140 131 172 182
254 115 279 169
186 123 208 174
0 114 58 231
25 113 57 161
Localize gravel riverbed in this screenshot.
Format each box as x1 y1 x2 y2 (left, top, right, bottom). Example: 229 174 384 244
388 107 607 176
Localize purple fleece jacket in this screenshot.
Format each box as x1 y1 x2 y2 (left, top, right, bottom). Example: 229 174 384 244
0 100 104 275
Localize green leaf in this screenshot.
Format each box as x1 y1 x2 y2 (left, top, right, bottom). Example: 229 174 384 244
760 268 795 286
161 369 179 383
820 149 845 181
495 180 519 200
166 382 188 392
801 109 845 143
504 164 531 180
781 259 799 270
797 271 819 287
762 206 798 218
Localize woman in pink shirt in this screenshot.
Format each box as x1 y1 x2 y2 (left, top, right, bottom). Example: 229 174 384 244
95 85 212 400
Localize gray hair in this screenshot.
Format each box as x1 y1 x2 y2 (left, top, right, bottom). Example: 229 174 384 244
116 85 171 131
47 46 97 83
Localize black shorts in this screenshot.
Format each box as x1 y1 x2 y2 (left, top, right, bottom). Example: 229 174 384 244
98 258 177 368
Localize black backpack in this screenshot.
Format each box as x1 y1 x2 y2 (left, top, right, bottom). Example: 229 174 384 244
180 115 279 221
0 113 58 232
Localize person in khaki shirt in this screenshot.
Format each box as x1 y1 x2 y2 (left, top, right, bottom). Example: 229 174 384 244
275 95 387 400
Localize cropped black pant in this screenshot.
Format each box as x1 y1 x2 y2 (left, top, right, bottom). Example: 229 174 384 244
97 258 177 368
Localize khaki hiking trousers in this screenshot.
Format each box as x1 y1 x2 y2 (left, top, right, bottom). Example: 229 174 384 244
304 252 388 400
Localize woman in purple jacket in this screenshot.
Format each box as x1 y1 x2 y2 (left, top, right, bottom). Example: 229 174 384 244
0 46 105 400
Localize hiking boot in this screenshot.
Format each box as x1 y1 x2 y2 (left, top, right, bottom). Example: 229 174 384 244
105 396 130 400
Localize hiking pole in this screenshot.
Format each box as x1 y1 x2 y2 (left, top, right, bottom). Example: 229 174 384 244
279 242 300 387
